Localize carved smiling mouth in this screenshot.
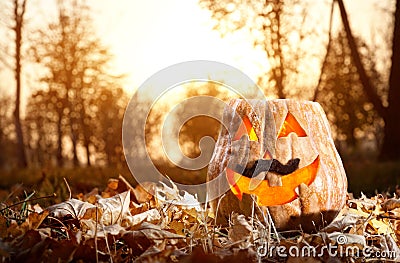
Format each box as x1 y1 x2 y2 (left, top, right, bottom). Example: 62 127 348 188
226 156 319 206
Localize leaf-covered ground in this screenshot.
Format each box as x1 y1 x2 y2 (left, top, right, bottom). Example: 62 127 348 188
1 175 400 262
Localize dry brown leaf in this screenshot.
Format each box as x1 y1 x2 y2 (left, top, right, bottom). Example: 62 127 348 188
228 214 253 246
136 245 179 262
98 191 130 225
107 178 119 190
130 202 150 215
382 198 400 211
369 217 394 235
384 234 400 261
3 211 49 240
122 222 184 259
323 210 360 233
81 220 126 238
32 203 44 213
287 257 322 263
347 207 370 218
47 198 97 219
21 211 49 230
0 216 7 238
123 208 161 227
348 194 377 213
168 220 186 236
327 232 366 246
122 230 152 257
183 207 203 224
5 176 400 263
155 181 201 210
73 243 109 262
6 220 23 239
0 243 10 257
102 179 122 198
137 222 184 245
75 188 98 203
132 182 156 204
49 191 132 227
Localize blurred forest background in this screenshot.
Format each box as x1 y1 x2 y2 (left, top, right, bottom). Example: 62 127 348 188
0 0 399 200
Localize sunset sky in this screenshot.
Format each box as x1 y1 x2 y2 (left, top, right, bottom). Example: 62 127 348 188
0 0 394 98
91 0 392 94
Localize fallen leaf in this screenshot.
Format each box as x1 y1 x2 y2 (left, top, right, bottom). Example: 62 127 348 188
20 211 49 231
155 181 201 210
123 209 161 228
98 191 131 225
130 202 149 215
327 232 366 246
47 199 97 219
382 199 400 211
137 222 184 243
323 210 360 233
122 230 152 257
369 217 395 235
0 216 7 238
107 179 119 190
168 220 186 236
287 257 322 263
132 182 156 204
228 214 253 247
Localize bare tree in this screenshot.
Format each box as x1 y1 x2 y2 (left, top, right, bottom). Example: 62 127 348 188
380 0 400 160
30 0 116 166
337 0 400 160
0 95 17 168
12 0 28 167
25 89 64 166
200 0 322 99
316 30 380 153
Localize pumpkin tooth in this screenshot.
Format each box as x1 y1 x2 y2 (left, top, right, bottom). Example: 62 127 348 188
248 172 265 191
295 185 300 196
263 150 272 159
226 168 243 200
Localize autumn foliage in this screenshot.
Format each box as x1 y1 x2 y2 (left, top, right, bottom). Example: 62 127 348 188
1 176 400 262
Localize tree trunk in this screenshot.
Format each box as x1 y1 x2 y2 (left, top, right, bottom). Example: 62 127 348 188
71 128 79 166
337 0 400 160
313 0 335 101
84 141 91 166
56 109 63 166
336 0 387 119
82 121 91 166
379 0 400 161
272 2 285 99
13 0 28 168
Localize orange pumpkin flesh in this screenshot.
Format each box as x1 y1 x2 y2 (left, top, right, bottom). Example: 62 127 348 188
226 156 319 206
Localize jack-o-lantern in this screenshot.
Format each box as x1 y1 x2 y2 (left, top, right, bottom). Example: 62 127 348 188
207 99 347 232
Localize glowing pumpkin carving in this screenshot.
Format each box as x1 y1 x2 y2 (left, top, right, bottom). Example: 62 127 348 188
207 99 347 232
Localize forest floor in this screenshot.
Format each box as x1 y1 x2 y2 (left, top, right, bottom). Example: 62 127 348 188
0 168 400 262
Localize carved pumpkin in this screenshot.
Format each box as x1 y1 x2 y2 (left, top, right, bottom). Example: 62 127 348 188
207 99 347 232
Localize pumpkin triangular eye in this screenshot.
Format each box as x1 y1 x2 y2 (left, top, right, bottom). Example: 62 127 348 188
277 112 307 138
233 115 258 141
